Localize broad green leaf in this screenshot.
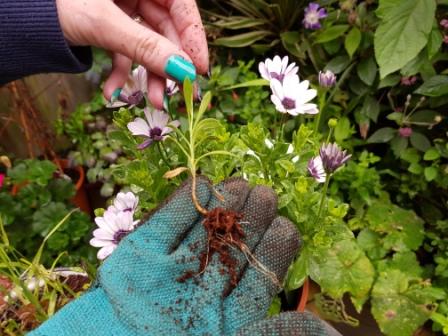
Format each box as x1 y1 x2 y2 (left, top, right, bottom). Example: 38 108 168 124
357 228 388 260
414 75 448 97
423 147 440 161
214 17 267 30
367 127 396 143
374 0 436 78
400 148 420 163
315 25 350 43
361 96 380 122
214 31 273 48
409 109 439 123
377 251 422 277
424 166 438 181
371 270 435 336
345 27 362 58
390 136 408 157
334 117 352 142
400 50 426 76
378 74 401 88
286 252 309 290
408 162 423 174
281 31 305 59
357 57 378 86
324 55 351 74
427 21 443 59
410 132 431 151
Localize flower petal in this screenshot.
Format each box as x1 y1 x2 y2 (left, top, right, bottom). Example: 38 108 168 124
127 118 149 136
97 245 117 260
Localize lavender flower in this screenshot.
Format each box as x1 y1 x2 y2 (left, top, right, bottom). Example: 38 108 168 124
319 143 351 173
259 56 299 83
108 66 148 108
90 211 136 260
166 79 179 96
270 75 319 116
440 19 448 29
107 191 139 215
318 70 336 88
303 3 328 30
308 156 326 183
400 76 417 86
127 108 180 149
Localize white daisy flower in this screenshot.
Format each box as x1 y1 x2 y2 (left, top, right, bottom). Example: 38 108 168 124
90 211 136 260
127 107 180 149
307 156 326 183
259 55 298 83
108 65 148 108
270 76 319 116
107 192 139 215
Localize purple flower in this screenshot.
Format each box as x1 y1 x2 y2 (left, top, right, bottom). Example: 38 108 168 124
303 3 327 30
107 191 139 215
318 70 336 88
319 143 351 173
127 108 180 149
440 19 448 29
107 66 148 108
308 156 326 183
398 127 412 138
259 55 299 84
166 79 179 96
400 76 417 86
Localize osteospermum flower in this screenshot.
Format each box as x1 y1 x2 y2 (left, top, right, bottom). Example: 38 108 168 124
318 70 336 88
303 3 327 30
308 156 326 183
270 75 319 116
107 192 139 215
127 108 180 149
90 211 136 260
259 56 299 83
319 143 351 173
166 79 179 96
108 66 148 108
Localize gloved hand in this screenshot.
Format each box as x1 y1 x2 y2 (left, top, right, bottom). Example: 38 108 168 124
30 177 340 335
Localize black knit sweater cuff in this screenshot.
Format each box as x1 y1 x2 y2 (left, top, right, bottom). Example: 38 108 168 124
0 0 92 85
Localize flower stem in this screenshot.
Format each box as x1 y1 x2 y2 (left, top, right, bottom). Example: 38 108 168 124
314 91 327 133
316 174 331 223
157 142 171 168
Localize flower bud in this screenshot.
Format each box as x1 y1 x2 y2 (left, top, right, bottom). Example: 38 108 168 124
399 127 413 138
319 70 337 88
328 118 338 128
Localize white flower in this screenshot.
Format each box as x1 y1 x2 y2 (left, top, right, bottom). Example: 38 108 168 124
259 55 298 83
90 211 136 260
270 76 319 116
127 108 180 149
108 66 148 108
307 156 326 183
166 79 179 96
107 191 139 214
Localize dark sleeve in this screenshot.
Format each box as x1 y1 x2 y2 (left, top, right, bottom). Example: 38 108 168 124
0 0 93 85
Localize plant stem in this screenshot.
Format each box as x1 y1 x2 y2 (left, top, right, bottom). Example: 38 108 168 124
314 91 327 133
157 142 171 168
297 277 310 312
316 174 331 224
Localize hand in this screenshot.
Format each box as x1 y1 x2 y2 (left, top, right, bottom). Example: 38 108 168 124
55 0 208 109
30 178 339 335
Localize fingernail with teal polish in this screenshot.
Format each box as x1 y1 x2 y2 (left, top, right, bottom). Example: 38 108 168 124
163 94 169 111
165 55 196 82
110 88 122 104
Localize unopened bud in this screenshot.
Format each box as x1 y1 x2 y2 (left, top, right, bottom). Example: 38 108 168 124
328 118 338 128
319 70 337 88
435 115 442 123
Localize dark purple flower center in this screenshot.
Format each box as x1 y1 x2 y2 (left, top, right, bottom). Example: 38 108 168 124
127 91 144 105
150 127 164 141
282 97 296 109
270 72 285 83
123 207 133 212
113 229 130 244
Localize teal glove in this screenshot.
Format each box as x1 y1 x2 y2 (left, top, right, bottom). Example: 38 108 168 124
30 178 340 336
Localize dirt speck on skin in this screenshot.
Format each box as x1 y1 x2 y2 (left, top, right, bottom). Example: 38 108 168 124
177 207 244 291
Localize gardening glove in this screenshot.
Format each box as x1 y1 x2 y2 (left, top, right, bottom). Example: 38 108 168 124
30 177 340 336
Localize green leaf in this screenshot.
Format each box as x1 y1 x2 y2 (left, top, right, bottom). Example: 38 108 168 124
378 74 401 88
410 132 431 151
377 251 422 277
414 75 448 97
408 162 423 174
361 96 380 122
345 27 362 58
357 57 378 86
390 136 408 157
214 31 273 48
427 21 443 59
424 147 440 161
400 148 420 163
367 127 396 143
281 31 304 59
220 79 269 90
371 270 435 336
324 55 351 74
374 0 436 78
424 166 438 181
194 91 212 127
334 117 352 142
213 17 267 30
315 25 350 43
183 78 194 120
286 252 309 290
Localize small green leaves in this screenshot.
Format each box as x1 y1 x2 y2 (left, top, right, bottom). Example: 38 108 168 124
415 75 448 97
345 27 362 58
367 127 396 143
315 25 350 43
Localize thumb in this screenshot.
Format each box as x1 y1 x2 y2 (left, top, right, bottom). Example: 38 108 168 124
95 2 197 83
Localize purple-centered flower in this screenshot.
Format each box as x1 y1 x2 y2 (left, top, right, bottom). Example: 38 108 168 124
90 210 136 260
108 66 148 108
318 70 336 88
319 143 351 173
259 56 299 83
398 127 413 138
127 108 180 149
303 3 327 30
166 79 179 96
107 191 139 215
308 156 326 183
270 75 319 116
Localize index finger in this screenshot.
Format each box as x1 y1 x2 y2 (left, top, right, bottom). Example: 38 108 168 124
150 0 209 74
